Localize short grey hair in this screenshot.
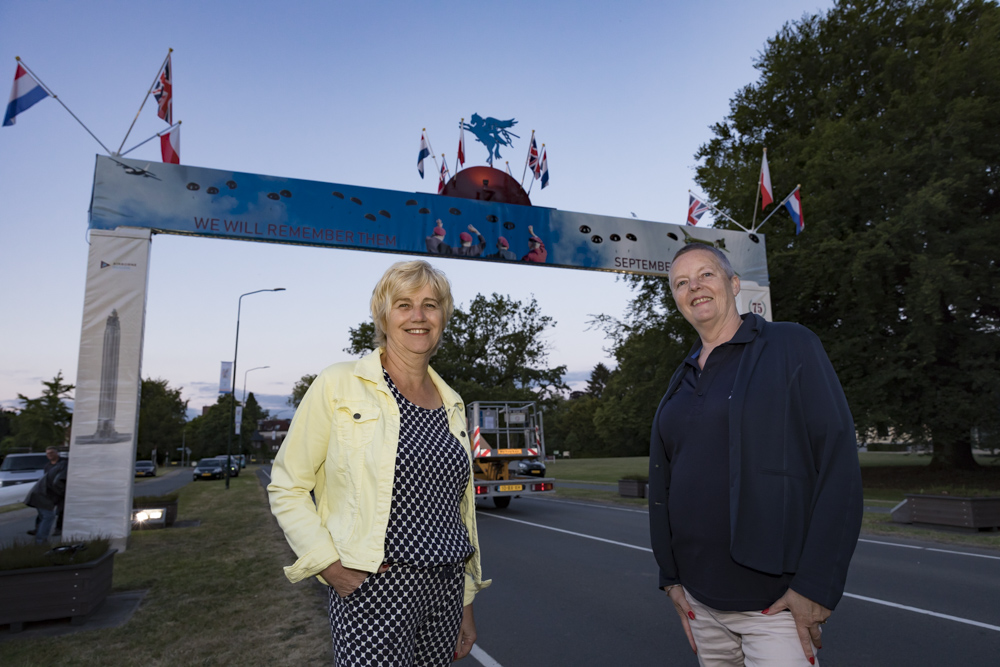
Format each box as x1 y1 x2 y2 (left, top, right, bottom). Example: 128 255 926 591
669 244 736 281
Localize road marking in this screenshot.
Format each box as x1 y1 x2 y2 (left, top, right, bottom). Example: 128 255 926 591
480 514 1000 633
471 644 504 667
524 496 647 514
842 593 1000 632
858 538 1000 561
477 512 653 552
260 468 271 481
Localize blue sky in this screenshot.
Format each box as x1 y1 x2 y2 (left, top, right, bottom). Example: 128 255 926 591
0 0 832 416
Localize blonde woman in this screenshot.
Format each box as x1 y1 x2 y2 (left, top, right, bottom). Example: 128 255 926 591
269 260 489 665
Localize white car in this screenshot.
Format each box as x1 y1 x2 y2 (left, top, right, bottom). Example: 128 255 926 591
0 452 52 488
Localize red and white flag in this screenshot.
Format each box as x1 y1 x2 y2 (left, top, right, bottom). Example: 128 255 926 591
759 150 773 209
152 54 173 124
457 122 465 168
160 124 179 164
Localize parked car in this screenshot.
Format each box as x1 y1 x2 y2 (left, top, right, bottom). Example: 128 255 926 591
193 458 226 481
213 456 239 477
511 460 547 477
0 452 57 488
135 460 157 477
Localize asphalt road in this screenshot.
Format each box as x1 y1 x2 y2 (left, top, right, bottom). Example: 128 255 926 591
470 495 1000 667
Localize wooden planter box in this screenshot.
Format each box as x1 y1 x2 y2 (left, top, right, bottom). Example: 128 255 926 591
0 548 116 632
618 479 647 498
133 499 178 527
905 494 1000 529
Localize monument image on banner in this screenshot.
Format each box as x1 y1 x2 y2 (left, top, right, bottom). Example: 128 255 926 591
76 309 131 444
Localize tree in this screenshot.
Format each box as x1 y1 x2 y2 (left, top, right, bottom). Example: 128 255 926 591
692 0 1000 469
287 374 317 409
585 363 612 398
1 372 74 453
238 392 268 457
137 378 188 464
345 293 567 402
185 394 238 460
543 393 621 458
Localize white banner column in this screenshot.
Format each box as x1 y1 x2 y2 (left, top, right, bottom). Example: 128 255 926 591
64 227 152 552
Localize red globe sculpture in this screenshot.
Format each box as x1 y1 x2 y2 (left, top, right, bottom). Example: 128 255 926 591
440 166 532 207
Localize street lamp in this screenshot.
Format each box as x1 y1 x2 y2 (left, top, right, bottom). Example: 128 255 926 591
227 288 285 489
239 365 269 466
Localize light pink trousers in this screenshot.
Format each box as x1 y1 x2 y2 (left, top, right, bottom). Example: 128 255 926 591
686 592 819 667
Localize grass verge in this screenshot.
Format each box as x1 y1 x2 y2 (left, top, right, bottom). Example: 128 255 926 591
0 503 27 515
0 469 331 666
861 511 1000 550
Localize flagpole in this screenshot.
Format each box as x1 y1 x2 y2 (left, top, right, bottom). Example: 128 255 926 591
117 48 172 155
120 120 181 157
751 147 766 228
688 190 752 232
14 57 112 155
520 129 535 187
424 129 441 178
754 184 799 233
527 143 543 195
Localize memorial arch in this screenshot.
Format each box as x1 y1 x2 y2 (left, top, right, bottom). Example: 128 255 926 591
65 156 772 549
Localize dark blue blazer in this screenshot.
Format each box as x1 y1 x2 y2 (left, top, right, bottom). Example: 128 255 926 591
648 314 863 610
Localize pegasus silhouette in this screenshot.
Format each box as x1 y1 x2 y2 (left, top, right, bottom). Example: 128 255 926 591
463 114 519 166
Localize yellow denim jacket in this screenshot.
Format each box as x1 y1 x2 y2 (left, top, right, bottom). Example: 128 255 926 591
267 348 490 606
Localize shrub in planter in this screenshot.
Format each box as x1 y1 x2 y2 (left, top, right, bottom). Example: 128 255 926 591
0 538 115 632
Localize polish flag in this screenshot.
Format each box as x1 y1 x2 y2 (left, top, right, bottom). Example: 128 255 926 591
457 123 466 168
760 150 773 209
160 125 180 164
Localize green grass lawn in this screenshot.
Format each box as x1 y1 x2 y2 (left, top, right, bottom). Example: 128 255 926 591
0 469 331 666
545 456 650 482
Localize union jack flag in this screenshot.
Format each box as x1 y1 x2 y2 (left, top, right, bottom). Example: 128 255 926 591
438 156 449 194
687 194 710 226
152 55 172 124
528 136 540 179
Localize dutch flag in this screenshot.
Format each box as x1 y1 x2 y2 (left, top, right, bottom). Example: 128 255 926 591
417 131 430 179
4 63 49 127
785 187 804 234
539 148 549 189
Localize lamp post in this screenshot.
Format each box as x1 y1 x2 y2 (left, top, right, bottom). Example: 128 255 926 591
227 288 285 489
239 365 269 466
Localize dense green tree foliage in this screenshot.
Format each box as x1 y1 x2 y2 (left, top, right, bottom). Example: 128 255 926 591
1 372 74 454
185 394 237 460
690 0 1000 468
137 378 188 464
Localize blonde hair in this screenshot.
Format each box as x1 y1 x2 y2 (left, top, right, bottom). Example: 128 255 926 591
370 260 454 350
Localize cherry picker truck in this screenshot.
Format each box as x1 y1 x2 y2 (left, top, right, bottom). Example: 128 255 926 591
467 400 555 509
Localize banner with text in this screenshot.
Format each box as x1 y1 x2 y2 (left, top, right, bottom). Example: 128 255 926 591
89 156 770 291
